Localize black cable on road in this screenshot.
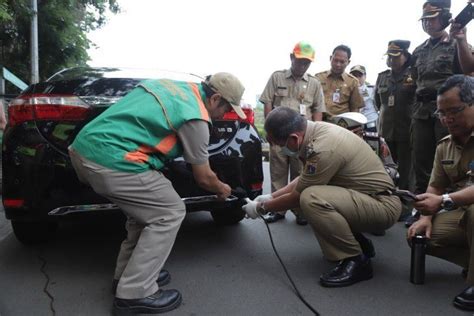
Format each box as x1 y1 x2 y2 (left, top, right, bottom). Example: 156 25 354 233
259 214 320 315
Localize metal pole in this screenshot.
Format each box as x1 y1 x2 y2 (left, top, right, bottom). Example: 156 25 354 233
30 0 39 84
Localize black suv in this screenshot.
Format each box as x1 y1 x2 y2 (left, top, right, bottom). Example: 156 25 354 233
2 67 263 243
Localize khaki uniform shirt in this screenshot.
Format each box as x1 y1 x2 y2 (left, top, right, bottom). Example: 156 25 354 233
429 132 474 192
259 69 326 118
315 71 364 117
295 121 394 194
412 33 464 119
375 67 416 142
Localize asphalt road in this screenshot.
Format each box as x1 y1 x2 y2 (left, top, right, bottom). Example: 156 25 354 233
0 162 471 316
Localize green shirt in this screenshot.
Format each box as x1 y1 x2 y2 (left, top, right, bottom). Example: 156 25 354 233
72 79 211 173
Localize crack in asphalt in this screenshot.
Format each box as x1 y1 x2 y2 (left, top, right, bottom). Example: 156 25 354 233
37 249 56 316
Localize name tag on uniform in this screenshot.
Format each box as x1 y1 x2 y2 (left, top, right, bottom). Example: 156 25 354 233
441 159 454 165
299 104 306 115
332 90 341 103
388 95 395 107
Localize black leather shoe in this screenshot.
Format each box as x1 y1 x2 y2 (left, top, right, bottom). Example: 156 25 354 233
453 286 474 311
295 214 308 226
112 269 171 294
353 233 375 258
113 289 182 315
320 255 373 287
264 212 285 223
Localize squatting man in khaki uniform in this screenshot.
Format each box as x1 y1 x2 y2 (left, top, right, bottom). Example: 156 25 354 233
408 75 474 312
69 73 246 314
259 41 326 225
242 107 401 287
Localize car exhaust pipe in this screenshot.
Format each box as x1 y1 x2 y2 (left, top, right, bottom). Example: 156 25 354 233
48 187 248 216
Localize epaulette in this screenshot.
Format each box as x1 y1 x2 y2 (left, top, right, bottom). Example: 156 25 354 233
272 69 287 75
378 69 390 76
437 134 452 144
315 70 329 77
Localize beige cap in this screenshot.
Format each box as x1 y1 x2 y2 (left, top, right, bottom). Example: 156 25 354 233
205 72 246 119
350 65 366 75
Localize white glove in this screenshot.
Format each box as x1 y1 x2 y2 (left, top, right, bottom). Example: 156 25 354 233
254 194 273 203
242 198 260 219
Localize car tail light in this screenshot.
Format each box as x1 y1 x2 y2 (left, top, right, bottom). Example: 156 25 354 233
3 199 24 208
222 108 254 125
8 94 90 127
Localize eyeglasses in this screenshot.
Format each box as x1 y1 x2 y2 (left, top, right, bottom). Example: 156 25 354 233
434 105 469 119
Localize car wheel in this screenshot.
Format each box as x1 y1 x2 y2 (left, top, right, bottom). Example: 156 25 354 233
11 220 58 245
211 207 245 225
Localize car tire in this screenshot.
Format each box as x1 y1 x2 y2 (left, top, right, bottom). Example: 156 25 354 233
11 220 58 245
211 207 245 225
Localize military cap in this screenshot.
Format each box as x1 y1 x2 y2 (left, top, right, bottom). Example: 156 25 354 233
333 112 367 129
292 41 315 61
350 65 366 75
420 0 451 19
386 40 411 56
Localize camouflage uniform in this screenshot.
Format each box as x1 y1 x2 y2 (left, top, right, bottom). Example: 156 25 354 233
411 32 462 193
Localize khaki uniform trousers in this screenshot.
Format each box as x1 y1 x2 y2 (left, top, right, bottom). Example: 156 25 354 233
299 185 401 261
269 144 302 215
269 144 301 192
69 150 186 299
427 205 474 285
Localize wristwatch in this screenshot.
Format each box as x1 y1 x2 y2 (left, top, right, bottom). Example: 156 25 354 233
441 194 456 211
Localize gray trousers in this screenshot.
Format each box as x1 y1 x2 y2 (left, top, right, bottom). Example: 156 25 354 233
69 149 186 299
